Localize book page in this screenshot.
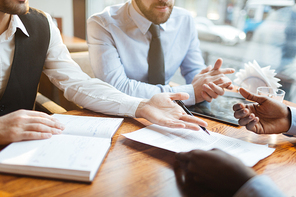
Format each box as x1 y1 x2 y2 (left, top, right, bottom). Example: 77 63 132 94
52 114 123 138
0 135 111 180
123 124 275 167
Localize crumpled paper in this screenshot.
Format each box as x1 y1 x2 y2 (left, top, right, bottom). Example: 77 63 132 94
234 60 281 93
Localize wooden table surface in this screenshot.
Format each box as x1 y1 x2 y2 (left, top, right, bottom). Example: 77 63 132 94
0 101 296 197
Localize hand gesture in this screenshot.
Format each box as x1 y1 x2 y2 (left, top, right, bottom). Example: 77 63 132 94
0 110 65 145
192 58 235 103
175 149 256 196
135 93 208 131
233 88 291 134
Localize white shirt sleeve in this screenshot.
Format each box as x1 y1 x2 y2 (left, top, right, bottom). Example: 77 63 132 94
286 107 296 135
234 175 286 197
42 13 143 117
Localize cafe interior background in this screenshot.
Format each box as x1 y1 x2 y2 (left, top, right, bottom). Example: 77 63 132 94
31 0 296 103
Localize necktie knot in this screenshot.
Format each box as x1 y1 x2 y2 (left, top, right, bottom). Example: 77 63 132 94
149 23 160 38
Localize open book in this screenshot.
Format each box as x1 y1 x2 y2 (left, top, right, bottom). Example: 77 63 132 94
0 114 123 182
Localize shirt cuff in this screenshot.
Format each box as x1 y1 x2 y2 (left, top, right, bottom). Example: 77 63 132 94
119 96 144 118
234 175 286 197
285 107 296 136
172 84 195 106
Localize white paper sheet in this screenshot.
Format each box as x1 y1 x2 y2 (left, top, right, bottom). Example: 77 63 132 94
123 124 275 167
53 114 123 138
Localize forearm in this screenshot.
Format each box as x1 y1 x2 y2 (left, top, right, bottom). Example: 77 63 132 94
43 13 143 117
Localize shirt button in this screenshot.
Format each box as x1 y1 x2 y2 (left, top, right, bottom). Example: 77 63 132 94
0 105 5 112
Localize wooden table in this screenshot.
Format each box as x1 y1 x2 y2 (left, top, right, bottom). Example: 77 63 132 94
1 102 296 196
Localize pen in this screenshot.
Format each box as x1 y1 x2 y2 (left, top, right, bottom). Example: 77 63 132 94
175 100 210 135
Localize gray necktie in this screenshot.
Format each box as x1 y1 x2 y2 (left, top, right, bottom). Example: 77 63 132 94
148 24 165 85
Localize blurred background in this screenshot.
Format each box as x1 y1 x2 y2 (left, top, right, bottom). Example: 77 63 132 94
30 0 296 103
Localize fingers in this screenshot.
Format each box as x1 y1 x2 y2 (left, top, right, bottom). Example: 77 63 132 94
24 124 63 134
26 116 64 130
219 68 235 75
239 88 265 104
176 151 191 161
179 115 208 130
181 115 208 127
200 65 212 74
213 58 223 70
245 118 259 131
212 58 235 74
201 82 227 102
168 92 190 101
238 114 258 128
233 103 245 111
203 83 224 98
201 91 212 102
165 119 200 131
234 107 249 119
20 132 52 141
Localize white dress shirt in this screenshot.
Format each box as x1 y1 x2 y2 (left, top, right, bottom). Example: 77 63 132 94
0 13 143 117
87 1 206 106
286 107 296 135
234 175 286 197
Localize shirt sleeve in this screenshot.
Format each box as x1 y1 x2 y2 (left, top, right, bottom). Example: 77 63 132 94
286 107 296 135
234 175 286 197
42 13 143 117
179 16 206 84
87 16 196 106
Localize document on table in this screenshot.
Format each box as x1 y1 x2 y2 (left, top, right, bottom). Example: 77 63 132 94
123 124 275 167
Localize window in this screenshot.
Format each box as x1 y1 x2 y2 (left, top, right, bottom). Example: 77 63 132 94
96 0 296 103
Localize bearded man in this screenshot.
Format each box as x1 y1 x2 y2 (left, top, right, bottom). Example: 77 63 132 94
87 0 235 107
0 0 208 145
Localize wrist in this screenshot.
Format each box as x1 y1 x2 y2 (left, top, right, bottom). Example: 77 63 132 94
284 106 292 133
135 100 148 118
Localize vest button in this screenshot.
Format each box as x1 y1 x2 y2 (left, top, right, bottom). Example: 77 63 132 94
0 105 5 112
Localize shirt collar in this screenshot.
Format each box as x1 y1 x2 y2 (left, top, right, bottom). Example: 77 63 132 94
128 1 167 35
3 15 30 41
13 15 29 37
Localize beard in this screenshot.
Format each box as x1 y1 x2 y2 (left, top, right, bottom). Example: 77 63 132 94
135 0 174 24
0 0 29 15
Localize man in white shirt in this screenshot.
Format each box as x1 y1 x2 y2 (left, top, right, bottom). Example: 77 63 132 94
87 0 235 107
0 0 208 145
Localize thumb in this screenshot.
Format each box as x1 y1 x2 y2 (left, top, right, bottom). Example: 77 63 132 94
175 152 191 161
200 65 212 74
239 88 266 104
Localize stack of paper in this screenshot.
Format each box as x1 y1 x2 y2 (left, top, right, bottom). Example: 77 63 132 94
123 124 274 167
234 60 281 93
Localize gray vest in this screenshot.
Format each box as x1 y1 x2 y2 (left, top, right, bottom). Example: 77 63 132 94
0 8 50 116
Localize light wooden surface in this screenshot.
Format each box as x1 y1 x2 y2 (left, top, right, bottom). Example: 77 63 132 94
0 103 296 196
61 34 88 53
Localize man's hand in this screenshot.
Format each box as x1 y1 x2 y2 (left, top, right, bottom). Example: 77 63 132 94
135 93 208 131
192 58 235 103
175 149 256 196
0 110 65 145
233 88 291 134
